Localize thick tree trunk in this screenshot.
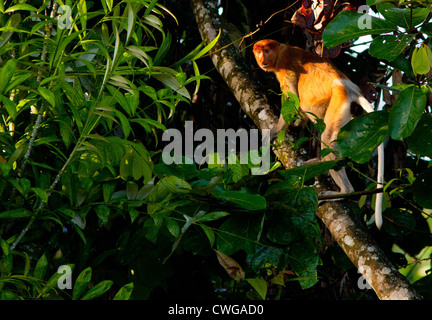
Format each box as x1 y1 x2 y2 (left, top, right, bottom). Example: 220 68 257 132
191 0 420 300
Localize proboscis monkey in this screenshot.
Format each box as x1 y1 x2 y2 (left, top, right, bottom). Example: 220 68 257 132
253 39 384 229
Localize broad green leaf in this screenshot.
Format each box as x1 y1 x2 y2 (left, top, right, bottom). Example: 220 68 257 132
38 87 56 108
95 205 110 224
369 34 413 62
0 95 17 119
323 10 396 49
288 239 319 289
412 44 432 76
421 23 432 37
376 3 429 29
31 187 49 202
5 4 38 13
389 86 427 140
152 72 191 100
246 278 267 300
267 208 300 245
212 189 266 211
200 224 216 246
248 246 287 273
80 280 113 300
407 114 432 158
338 110 389 163
72 267 92 300
0 208 33 219
412 167 432 209
217 214 264 255
0 238 10 256
281 91 300 124
0 13 21 48
0 59 16 94
382 208 416 235
113 282 134 300
159 175 192 194
34 254 48 279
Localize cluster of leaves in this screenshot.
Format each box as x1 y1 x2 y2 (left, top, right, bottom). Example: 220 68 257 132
321 0 432 288
0 0 324 300
323 1 432 205
0 0 222 300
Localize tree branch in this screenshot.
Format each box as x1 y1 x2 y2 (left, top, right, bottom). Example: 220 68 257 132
190 0 420 300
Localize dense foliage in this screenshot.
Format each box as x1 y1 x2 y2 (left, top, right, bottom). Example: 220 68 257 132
0 0 431 300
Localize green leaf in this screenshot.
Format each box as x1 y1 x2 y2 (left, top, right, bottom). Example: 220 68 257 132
113 282 134 300
95 205 110 224
159 175 192 194
72 267 92 300
369 34 413 62
412 167 432 209
376 3 429 29
38 87 56 108
267 208 300 245
31 187 48 203
196 211 230 222
412 44 432 76
34 254 48 279
0 208 33 219
322 10 396 49
0 238 10 256
154 33 171 65
0 95 17 119
192 29 221 61
217 214 264 255
281 91 300 124
421 23 432 37
152 72 191 100
407 114 432 158
288 239 319 289
212 189 266 211
382 208 416 235
338 111 389 163
80 280 113 300
246 278 267 300
0 59 16 95
389 86 427 140
5 4 38 13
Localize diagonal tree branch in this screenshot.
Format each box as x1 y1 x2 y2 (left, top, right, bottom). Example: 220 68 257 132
190 0 420 300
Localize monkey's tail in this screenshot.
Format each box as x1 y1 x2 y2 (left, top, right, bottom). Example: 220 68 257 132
357 96 384 230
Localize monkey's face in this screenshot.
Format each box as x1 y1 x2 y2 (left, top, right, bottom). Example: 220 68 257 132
253 40 279 72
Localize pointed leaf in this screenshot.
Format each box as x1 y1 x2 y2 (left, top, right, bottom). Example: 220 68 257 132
338 110 389 163
80 280 113 300
389 86 427 140
323 10 396 49
113 283 134 300
72 267 92 300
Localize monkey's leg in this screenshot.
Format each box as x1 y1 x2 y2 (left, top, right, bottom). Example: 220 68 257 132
319 84 354 196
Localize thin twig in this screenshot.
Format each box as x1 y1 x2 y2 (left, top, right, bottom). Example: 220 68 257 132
318 187 384 200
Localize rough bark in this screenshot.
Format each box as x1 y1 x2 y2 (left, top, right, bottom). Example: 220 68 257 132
191 0 296 169
191 0 420 300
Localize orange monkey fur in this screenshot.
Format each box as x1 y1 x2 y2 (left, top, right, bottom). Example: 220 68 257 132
253 39 384 229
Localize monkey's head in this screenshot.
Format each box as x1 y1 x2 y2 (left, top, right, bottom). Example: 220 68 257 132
253 39 281 72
